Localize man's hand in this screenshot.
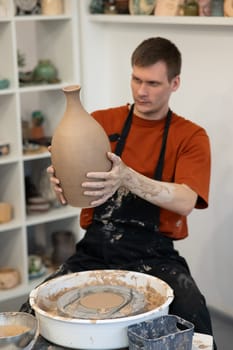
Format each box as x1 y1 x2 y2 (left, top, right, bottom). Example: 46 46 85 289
47 165 67 205
83 150 197 215
47 146 67 205
82 152 127 206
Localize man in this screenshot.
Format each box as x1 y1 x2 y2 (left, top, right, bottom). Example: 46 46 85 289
21 37 216 348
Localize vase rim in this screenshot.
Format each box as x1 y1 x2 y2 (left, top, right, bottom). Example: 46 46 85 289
63 85 81 93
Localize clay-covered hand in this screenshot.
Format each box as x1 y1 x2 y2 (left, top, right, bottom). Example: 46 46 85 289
82 152 127 206
83 150 198 216
47 146 67 205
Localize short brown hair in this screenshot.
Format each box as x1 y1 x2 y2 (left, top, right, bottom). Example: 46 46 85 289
131 37 182 82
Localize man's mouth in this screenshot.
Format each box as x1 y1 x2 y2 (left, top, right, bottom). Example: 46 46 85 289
136 100 150 106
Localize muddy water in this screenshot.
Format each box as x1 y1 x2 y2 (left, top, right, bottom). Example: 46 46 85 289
0 325 30 337
80 291 124 309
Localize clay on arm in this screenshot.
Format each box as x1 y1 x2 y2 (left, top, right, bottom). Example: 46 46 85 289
121 165 197 216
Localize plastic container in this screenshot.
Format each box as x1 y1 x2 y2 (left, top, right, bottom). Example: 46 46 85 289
128 315 194 350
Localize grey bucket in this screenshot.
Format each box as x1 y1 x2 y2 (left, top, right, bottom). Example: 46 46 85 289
127 315 194 350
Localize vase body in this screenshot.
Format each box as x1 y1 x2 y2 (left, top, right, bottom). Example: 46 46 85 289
51 85 111 208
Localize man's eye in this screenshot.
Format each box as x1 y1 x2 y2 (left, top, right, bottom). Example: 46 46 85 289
149 82 159 87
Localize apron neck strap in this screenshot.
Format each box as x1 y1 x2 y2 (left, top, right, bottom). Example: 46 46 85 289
154 108 172 180
114 104 134 157
114 105 172 181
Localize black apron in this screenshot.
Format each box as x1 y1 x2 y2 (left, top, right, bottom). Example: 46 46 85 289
67 104 179 271
28 106 216 343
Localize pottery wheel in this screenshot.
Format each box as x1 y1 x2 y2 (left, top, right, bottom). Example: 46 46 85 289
56 285 146 319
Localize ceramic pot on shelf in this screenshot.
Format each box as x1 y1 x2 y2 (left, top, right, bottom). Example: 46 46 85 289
30 110 45 139
115 0 129 14
33 60 58 83
129 0 155 15
51 85 112 208
0 202 12 223
41 0 64 15
183 0 199 16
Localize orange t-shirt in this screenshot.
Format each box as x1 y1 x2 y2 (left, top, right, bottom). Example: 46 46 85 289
80 105 211 240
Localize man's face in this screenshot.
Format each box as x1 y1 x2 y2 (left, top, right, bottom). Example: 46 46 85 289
131 61 180 120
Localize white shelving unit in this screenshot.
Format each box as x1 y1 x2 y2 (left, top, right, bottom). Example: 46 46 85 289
0 0 81 302
87 13 233 26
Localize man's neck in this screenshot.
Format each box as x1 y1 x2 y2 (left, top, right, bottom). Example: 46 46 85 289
133 105 169 121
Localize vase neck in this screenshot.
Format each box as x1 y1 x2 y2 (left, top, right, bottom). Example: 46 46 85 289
63 86 85 116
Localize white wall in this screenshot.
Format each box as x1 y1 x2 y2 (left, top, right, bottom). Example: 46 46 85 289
79 5 233 317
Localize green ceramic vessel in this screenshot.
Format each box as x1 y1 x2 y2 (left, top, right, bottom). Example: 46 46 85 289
33 60 58 83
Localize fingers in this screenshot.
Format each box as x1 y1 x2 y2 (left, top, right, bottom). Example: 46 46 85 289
53 183 67 205
85 153 120 180
89 193 111 207
86 172 108 179
83 189 106 197
46 165 67 205
47 165 60 186
107 151 121 164
82 181 115 207
56 192 67 205
83 153 122 201
82 181 106 189
47 165 55 175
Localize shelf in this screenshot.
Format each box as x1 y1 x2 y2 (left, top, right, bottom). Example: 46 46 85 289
19 82 71 93
23 151 50 161
0 219 22 233
0 17 11 23
88 14 233 26
0 88 15 95
0 155 19 165
0 283 29 302
26 206 81 226
14 14 72 22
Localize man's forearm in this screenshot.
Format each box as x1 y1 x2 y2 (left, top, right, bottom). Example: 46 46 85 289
122 166 197 216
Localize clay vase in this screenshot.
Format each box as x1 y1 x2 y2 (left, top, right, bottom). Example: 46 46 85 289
51 85 112 208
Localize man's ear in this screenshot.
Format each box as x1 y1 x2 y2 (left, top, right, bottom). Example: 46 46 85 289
171 75 180 91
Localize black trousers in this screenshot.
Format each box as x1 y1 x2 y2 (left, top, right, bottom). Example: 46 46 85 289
20 229 217 349
65 228 217 349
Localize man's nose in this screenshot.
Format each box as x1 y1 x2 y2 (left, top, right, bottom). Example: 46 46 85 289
137 83 148 95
